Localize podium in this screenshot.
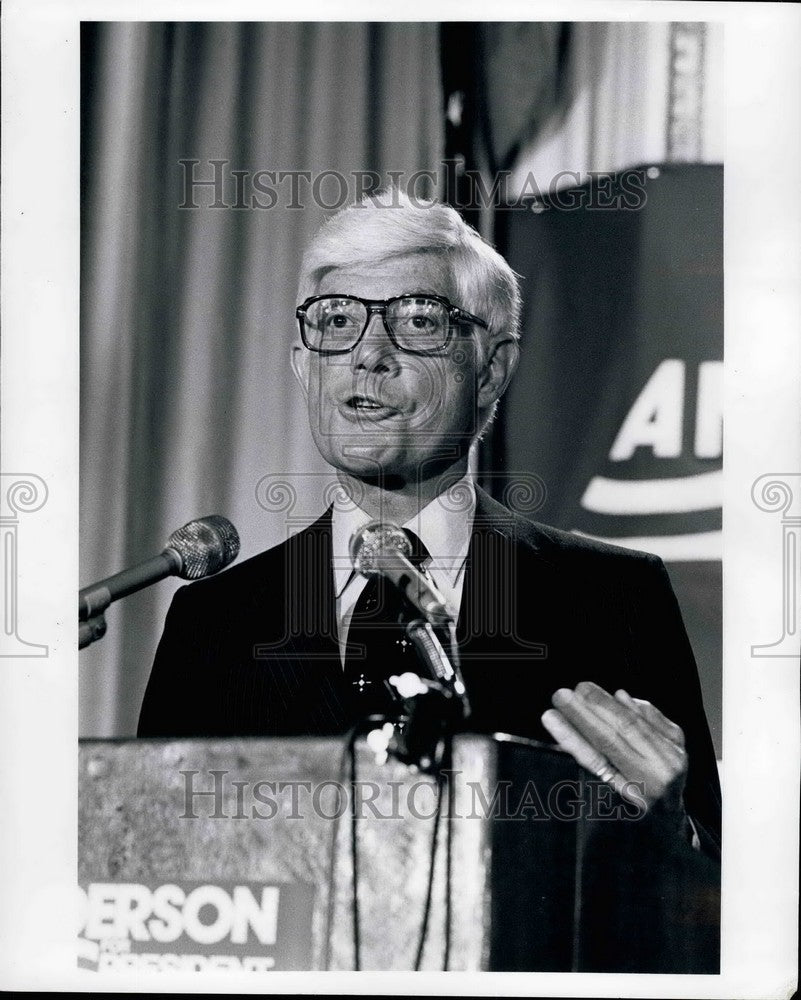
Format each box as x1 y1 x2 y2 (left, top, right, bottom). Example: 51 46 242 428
78 734 719 973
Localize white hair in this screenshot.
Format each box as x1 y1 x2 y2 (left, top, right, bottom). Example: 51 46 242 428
297 188 522 354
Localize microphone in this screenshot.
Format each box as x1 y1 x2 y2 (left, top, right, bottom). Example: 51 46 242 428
349 521 452 625
79 515 240 622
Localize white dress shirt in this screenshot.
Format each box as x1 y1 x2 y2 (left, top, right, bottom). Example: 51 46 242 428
330 477 476 667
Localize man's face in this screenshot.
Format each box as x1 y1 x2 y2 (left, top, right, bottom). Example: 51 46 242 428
294 252 483 485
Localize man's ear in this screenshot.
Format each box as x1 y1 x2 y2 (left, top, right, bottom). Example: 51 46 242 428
290 344 309 400
477 337 520 409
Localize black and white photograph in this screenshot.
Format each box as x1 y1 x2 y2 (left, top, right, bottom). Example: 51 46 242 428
0 2 798 995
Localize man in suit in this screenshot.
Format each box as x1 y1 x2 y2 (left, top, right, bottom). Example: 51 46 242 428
138 189 721 853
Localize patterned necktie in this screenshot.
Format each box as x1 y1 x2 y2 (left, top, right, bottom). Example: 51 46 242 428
343 529 431 721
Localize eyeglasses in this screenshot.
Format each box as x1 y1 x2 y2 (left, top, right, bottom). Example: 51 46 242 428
295 293 488 356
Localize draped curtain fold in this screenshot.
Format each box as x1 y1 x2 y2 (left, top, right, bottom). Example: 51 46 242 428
80 22 443 736
507 22 723 192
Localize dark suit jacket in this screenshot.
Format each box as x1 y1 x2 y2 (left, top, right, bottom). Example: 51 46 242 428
138 486 721 849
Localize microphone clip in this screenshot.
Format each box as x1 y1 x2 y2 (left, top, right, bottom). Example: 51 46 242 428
376 619 470 774
79 613 108 651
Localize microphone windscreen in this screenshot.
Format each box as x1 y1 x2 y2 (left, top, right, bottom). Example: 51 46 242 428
349 521 411 575
167 515 241 579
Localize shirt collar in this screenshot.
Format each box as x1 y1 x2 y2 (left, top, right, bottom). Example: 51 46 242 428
331 476 476 599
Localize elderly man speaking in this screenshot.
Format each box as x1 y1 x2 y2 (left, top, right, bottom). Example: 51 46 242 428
138 189 721 854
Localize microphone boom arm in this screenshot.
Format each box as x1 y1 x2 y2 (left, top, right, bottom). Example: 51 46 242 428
79 550 182 621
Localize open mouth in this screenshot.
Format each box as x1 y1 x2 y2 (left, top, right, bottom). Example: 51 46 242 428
343 394 400 416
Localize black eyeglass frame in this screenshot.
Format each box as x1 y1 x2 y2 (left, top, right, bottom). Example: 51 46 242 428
295 293 489 356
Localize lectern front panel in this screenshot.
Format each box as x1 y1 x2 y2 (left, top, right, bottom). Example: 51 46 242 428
79 734 719 973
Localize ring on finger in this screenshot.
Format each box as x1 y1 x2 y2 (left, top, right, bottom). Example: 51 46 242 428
593 759 619 784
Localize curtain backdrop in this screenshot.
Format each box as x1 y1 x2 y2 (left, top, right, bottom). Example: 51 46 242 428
508 22 723 192
80 22 443 736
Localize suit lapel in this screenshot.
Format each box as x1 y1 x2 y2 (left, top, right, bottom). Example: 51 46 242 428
458 487 550 659
455 488 565 734
251 507 350 733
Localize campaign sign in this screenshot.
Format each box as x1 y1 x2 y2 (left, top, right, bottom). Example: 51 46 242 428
498 164 723 756
77 879 315 972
